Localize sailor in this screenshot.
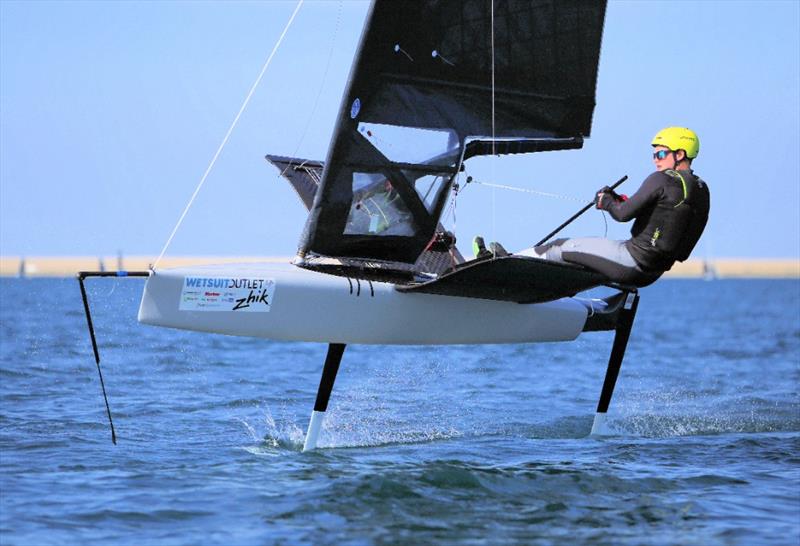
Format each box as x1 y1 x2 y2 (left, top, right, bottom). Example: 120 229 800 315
478 127 710 287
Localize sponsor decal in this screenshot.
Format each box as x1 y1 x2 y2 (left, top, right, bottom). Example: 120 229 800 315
179 277 275 312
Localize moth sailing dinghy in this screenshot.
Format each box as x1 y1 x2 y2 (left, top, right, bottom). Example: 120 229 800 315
80 0 639 450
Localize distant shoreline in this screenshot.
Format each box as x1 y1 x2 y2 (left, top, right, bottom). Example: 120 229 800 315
0 255 798 279
0 256 290 278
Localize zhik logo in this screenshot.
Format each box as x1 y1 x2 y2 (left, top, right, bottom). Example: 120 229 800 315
232 288 270 311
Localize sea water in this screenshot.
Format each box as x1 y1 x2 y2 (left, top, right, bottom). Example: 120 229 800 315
1 278 798 545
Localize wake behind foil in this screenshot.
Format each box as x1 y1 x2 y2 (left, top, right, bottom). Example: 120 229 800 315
79 0 637 451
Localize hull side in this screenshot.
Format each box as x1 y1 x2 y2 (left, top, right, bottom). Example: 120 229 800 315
137 262 588 345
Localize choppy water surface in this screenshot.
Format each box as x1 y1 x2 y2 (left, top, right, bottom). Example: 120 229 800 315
1 278 798 545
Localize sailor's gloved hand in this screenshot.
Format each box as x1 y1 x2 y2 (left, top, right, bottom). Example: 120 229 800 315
594 186 627 209
595 186 613 209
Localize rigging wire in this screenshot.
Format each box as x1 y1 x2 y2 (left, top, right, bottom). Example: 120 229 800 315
442 171 461 230
468 179 585 202
490 0 496 257
153 0 305 269
280 0 342 179
466 174 616 238
474 3 610 248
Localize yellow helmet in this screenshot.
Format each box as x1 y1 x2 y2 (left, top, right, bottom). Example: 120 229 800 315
651 127 700 159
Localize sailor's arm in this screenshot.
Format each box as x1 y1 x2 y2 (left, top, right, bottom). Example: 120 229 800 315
596 172 662 222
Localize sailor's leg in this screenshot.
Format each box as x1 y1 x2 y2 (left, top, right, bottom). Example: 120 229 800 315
303 343 346 451
516 238 570 260
591 290 639 435
561 238 637 266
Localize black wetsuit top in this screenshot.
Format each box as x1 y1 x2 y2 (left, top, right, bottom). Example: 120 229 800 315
599 169 710 272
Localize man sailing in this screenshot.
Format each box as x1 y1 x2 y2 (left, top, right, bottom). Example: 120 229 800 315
477 127 710 287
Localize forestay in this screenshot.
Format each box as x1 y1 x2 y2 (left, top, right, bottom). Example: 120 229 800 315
299 0 607 264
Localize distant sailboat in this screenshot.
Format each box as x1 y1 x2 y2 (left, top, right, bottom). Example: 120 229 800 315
702 260 718 281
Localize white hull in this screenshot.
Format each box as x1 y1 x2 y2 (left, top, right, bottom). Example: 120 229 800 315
137 262 589 345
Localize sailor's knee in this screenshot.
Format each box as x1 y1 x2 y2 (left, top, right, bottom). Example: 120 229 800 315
534 238 568 259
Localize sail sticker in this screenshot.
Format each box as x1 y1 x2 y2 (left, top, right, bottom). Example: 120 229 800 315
179 276 276 312
350 98 361 119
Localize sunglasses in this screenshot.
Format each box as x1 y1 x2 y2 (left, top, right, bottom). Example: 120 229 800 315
653 149 672 160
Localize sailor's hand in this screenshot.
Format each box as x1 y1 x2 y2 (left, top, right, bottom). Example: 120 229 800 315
595 186 626 209
595 188 611 209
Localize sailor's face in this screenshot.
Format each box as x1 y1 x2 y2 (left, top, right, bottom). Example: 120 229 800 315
652 145 674 171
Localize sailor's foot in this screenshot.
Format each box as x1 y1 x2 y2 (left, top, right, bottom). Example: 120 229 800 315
472 236 493 260
488 242 509 257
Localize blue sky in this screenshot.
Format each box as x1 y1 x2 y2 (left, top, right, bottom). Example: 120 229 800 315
1 0 798 259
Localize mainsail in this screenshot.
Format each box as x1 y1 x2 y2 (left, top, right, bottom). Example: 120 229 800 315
300 0 607 264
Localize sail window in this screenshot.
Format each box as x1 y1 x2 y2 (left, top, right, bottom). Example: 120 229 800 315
344 172 416 236
357 123 459 167
407 172 450 213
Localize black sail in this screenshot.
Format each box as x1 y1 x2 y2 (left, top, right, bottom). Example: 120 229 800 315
300 0 607 263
